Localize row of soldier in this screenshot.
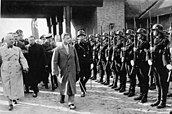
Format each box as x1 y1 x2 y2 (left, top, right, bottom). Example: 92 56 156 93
87 24 172 109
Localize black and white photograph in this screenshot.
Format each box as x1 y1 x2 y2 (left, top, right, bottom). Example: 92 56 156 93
1 0 172 114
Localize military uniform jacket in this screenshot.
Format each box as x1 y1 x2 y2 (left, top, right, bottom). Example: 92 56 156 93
74 42 92 74
150 36 169 67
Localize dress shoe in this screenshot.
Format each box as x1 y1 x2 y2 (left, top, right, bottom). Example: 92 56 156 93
140 97 147 103
149 84 156 90
101 82 105 84
92 77 96 80
134 95 142 100
119 87 125 93
167 93 172 97
123 91 130 95
169 111 172 114
24 90 32 93
108 84 113 87
157 103 166 109
114 87 121 91
128 92 135 97
13 100 17 104
8 104 13 111
60 95 65 103
69 104 76 110
45 84 49 89
111 85 117 89
104 82 109 85
32 93 38 97
98 80 103 83
81 92 85 97
150 101 160 107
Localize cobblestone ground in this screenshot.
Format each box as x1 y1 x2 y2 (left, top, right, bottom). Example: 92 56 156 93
0 77 172 114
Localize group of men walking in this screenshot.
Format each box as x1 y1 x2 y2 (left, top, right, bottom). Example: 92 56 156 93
1 23 172 111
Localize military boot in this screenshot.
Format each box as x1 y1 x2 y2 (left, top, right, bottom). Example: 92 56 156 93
128 89 135 97
119 86 126 93
134 87 143 100
140 86 148 103
60 95 65 103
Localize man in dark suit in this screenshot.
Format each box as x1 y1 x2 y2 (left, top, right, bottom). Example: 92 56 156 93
75 29 92 97
26 36 48 97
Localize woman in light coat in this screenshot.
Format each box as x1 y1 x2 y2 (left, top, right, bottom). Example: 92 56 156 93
51 33 80 109
0 33 29 111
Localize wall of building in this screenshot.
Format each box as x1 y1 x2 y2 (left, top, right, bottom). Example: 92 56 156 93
72 6 97 37
96 0 125 33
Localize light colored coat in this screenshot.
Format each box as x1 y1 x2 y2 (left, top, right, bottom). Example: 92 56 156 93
0 45 28 99
51 44 80 95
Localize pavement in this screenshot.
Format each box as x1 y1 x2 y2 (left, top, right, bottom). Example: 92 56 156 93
0 77 172 114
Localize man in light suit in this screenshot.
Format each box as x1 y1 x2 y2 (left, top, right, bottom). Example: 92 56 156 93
0 33 29 111
51 33 80 109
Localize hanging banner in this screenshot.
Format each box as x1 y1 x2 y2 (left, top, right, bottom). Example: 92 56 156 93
31 18 39 39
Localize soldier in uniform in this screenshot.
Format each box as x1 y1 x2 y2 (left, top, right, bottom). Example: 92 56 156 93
148 24 169 108
110 30 123 89
102 33 112 85
41 34 57 90
115 29 134 93
90 34 99 80
74 29 92 97
128 28 150 102
97 34 108 84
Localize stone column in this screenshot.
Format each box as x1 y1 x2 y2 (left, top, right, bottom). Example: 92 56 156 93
64 6 72 34
46 17 52 33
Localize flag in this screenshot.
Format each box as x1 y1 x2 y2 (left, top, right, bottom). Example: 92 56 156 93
31 18 39 39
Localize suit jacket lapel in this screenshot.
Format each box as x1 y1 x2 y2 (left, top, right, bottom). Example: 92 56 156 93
68 45 72 58
61 44 68 55
3 46 17 59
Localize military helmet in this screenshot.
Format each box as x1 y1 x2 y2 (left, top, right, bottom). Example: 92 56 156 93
115 30 123 36
137 28 147 36
77 29 86 37
102 32 108 37
152 24 163 33
126 29 135 36
88 34 94 38
95 33 101 38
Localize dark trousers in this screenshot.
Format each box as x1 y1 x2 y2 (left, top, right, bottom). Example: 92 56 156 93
154 66 168 103
130 62 149 94
79 70 91 93
119 62 127 88
99 62 104 82
105 62 111 83
93 59 98 79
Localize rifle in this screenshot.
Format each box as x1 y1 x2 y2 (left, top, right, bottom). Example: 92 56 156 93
130 17 138 75
148 11 158 79
167 8 172 82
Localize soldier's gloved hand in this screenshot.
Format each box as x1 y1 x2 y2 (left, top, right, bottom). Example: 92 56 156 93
121 47 126 51
133 47 137 52
130 60 134 66
91 64 94 70
150 46 155 53
121 57 124 62
170 48 172 54
76 72 80 82
166 64 172 70
23 68 29 73
148 60 152 66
